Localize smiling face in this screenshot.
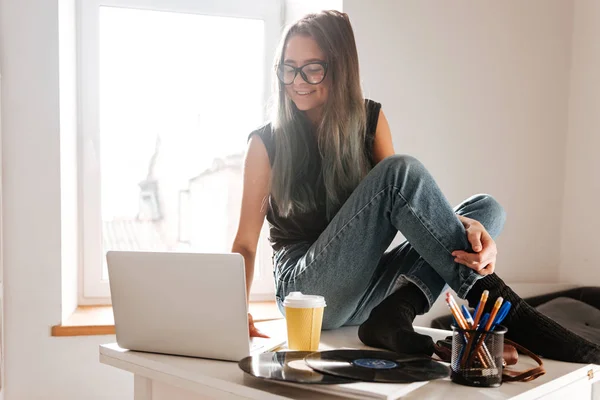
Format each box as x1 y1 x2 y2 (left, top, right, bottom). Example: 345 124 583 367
282 34 330 118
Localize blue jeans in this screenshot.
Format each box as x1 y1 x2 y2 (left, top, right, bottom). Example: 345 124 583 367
273 155 506 329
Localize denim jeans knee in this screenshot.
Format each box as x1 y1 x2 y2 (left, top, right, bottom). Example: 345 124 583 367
378 154 425 182
459 193 507 238
482 194 507 230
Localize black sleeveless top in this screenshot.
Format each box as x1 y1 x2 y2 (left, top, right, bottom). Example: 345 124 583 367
248 99 382 251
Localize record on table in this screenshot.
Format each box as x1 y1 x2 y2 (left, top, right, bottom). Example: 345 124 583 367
304 350 450 383
238 351 356 384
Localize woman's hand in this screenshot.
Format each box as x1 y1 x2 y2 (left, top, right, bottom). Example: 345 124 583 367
248 313 270 338
452 216 497 275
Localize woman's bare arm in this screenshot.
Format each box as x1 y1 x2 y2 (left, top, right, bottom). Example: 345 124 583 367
231 135 272 302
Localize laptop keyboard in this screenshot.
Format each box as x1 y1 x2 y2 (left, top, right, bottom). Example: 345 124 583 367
250 335 286 353
250 342 264 352
250 338 267 352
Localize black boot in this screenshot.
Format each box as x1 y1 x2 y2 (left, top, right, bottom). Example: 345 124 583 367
358 282 435 356
466 273 600 364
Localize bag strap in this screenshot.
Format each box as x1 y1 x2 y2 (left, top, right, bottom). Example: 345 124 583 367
501 339 546 382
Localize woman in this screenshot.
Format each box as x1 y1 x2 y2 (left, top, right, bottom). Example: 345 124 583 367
231 10 599 363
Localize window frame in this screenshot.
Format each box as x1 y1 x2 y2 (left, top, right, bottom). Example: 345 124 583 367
77 0 282 303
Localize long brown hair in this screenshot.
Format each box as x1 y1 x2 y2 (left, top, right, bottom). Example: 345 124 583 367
270 10 369 218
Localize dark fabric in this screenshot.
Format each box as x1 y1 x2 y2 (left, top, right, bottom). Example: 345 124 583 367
465 275 600 364
358 281 436 356
431 286 600 331
431 313 458 331
535 297 600 345
520 286 600 310
247 99 382 251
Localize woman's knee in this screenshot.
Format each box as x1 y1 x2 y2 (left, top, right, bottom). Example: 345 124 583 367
482 194 506 225
379 154 423 171
469 194 507 236
377 154 427 184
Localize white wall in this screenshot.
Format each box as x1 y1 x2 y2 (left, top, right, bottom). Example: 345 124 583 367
345 0 574 283
560 0 600 286
0 0 132 399
59 0 79 323
0 59 4 400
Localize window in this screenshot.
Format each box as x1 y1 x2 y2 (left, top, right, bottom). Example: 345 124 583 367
78 0 281 302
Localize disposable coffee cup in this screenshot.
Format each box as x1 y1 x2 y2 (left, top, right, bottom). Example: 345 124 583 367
283 292 326 351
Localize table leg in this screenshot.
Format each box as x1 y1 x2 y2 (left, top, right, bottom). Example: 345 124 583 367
134 375 153 400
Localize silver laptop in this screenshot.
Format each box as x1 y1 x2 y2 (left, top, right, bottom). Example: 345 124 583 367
106 250 286 361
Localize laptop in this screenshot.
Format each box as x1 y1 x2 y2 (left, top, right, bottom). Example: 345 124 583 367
106 250 286 362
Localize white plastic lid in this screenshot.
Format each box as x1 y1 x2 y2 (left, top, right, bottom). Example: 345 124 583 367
282 292 326 308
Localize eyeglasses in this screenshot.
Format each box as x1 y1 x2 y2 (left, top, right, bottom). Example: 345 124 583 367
276 61 328 85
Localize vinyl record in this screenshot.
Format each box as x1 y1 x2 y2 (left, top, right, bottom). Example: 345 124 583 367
304 350 450 383
239 351 356 384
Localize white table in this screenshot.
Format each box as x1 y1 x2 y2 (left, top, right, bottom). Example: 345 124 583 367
100 320 600 399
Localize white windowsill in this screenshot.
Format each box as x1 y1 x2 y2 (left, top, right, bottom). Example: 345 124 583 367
51 301 283 337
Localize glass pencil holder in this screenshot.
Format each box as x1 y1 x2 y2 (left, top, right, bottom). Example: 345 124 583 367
450 324 507 388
